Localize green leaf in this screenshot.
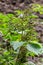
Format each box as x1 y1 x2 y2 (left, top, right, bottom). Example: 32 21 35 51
29 41 42 48
26 41 42 55
15 10 24 15
10 41 25 50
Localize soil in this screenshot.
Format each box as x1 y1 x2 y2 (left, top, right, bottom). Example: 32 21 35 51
0 0 43 14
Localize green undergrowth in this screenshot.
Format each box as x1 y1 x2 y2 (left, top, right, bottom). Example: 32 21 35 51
0 4 43 65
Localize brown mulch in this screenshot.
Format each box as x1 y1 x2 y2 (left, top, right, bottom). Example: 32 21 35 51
27 55 43 64
0 0 43 14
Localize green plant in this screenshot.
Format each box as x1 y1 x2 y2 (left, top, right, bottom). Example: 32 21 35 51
0 4 43 65
0 48 16 65
10 41 43 65
32 4 43 14
0 7 38 42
